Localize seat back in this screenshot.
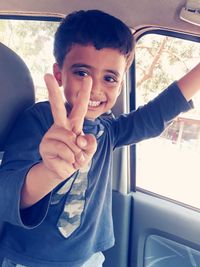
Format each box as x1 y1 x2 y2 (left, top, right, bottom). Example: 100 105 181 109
0 42 35 152
0 44 35 263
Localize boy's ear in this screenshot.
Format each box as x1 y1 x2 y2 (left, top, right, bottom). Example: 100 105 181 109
53 63 62 86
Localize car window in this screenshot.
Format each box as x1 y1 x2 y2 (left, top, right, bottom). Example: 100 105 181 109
0 18 59 102
135 32 200 209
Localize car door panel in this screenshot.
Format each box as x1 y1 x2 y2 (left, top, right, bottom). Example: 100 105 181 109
129 191 200 267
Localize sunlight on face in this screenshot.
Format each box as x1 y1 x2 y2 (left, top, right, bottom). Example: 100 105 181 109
54 44 127 120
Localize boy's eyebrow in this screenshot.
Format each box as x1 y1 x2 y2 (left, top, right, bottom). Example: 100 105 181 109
70 63 120 77
70 63 92 70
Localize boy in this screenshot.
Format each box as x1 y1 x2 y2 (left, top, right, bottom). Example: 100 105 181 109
0 9 200 267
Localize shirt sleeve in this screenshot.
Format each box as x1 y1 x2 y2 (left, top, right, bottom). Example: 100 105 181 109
107 82 193 148
0 102 53 228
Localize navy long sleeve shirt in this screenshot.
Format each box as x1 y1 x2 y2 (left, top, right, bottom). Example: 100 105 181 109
0 82 192 266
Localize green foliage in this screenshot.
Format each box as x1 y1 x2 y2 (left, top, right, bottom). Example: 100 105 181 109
136 34 200 104
0 19 59 100
0 20 199 104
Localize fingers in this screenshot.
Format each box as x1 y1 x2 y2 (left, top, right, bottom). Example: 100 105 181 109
40 139 76 165
44 156 76 180
45 73 92 135
69 76 92 135
76 134 97 155
42 74 96 179
42 124 82 155
44 73 70 129
74 134 97 169
40 130 78 179
40 129 97 179
40 138 77 180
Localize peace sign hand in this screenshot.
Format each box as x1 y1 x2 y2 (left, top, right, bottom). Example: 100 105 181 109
39 74 97 180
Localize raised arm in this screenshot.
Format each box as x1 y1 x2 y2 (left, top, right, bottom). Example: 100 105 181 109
20 74 97 208
177 63 200 101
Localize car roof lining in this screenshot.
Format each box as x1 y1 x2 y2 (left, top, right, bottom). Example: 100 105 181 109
0 0 200 35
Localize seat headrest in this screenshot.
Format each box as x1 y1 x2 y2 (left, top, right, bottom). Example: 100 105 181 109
0 43 35 150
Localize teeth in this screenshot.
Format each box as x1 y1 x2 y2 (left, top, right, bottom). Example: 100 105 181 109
88 100 101 107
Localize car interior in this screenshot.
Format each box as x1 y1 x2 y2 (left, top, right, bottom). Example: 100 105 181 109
0 43 35 154
0 0 200 267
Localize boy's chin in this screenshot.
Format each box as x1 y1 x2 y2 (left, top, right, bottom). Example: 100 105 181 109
85 110 103 121
85 113 98 121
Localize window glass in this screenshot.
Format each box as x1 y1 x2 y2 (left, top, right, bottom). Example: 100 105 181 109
135 33 200 209
145 235 200 267
0 19 59 101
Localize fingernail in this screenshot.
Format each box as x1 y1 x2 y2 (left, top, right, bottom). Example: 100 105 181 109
80 138 87 147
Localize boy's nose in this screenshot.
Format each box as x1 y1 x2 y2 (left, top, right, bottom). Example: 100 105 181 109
91 80 102 96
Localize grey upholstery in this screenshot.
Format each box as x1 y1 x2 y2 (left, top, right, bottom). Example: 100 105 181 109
0 43 35 264
0 42 35 151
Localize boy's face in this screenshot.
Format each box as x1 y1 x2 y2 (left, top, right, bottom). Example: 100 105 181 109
54 44 127 120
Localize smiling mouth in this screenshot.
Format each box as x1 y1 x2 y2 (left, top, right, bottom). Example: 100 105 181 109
88 100 102 107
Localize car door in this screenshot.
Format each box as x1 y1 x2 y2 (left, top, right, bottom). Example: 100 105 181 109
104 26 200 267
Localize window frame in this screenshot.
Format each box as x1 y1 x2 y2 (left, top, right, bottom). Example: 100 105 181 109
129 27 200 211
0 14 62 21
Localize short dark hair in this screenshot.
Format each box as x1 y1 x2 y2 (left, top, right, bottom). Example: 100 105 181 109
54 10 134 68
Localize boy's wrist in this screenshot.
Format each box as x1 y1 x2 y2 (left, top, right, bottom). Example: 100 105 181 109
20 162 66 209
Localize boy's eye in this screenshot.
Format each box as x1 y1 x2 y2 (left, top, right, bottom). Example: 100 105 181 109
104 75 117 83
74 70 89 77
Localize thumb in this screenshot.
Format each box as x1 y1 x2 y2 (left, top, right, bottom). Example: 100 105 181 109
76 134 97 155
76 135 88 148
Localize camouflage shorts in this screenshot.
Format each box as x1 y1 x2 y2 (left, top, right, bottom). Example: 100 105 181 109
1 252 105 267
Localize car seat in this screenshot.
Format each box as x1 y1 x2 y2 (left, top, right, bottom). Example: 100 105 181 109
0 42 35 264
0 42 35 157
